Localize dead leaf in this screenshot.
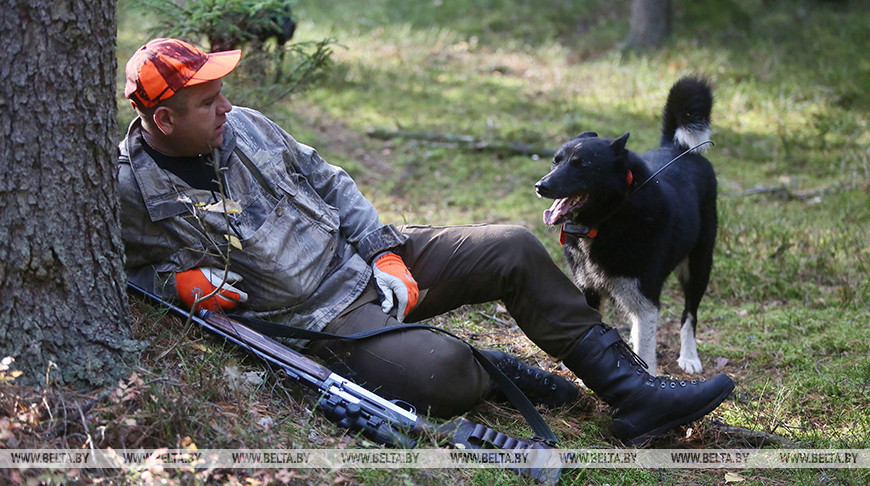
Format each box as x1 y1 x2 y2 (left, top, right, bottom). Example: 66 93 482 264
225 234 243 250
0 417 16 441
224 366 265 393
203 199 242 214
223 365 244 392
257 416 274 430
243 371 266 387
725 472 746 483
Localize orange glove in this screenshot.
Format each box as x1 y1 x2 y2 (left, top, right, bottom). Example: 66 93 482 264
372 252 418 321
174 268 248 312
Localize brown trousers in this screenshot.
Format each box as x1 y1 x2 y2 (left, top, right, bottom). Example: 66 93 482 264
309 224 603 417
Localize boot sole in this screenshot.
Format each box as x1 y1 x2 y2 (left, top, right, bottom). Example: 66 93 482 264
614 379 735 447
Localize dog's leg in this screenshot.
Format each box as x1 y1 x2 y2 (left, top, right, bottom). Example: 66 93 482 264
612 277 659 374
678 315 703 374
631 307 659 374
677 248 712 374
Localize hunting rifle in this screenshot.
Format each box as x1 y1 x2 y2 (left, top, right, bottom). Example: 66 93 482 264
127 281 561 484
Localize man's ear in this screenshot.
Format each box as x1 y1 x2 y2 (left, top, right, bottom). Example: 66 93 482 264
152 106 175 136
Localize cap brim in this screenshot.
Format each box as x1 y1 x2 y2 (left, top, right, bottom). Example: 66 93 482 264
186 49 241 87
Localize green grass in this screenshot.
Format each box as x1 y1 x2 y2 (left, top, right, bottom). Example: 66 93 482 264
4 0 869 484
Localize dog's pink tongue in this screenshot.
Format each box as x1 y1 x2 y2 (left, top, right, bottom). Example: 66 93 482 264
543 198 569 226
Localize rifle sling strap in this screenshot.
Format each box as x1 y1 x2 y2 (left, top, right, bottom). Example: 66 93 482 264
230 314 558 446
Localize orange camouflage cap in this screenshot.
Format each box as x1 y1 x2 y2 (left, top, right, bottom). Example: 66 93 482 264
125 38 241 108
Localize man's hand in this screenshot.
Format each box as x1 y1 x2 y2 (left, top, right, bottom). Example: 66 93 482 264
372 252 418 321
174 267 248 311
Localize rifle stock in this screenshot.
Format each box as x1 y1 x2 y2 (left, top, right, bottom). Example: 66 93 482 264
127 281 561 484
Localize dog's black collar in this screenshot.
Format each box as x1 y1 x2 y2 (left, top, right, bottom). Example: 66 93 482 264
560 222 598 244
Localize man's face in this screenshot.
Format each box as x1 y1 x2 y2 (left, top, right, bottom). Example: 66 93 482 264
166 79 233 156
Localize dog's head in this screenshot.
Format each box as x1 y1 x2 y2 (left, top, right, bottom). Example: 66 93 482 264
535 131 633 227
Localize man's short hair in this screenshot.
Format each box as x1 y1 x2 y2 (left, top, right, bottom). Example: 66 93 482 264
135 88 190 119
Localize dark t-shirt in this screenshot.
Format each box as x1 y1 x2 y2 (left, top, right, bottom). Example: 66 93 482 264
140 136 220 193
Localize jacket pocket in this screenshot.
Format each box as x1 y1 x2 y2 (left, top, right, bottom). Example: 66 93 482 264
231 194 340 310
278 172 339 234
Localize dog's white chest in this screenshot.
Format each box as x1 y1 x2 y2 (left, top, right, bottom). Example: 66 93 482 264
567 242 615 292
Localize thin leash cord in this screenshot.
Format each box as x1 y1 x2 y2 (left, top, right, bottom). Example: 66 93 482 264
632 140 714 193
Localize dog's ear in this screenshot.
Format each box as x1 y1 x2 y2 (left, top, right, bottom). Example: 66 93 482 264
575 131 598 139
610 132 630 155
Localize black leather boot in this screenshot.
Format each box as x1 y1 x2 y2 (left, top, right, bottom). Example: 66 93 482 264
482 349 580 409
563 325 734 446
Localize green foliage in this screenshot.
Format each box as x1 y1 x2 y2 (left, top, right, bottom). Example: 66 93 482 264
224 36 335 109
132 0 292 49
126 0 335 109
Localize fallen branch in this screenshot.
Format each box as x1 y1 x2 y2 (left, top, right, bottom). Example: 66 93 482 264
721 180 849 200
708 420 801 448
367 129 555 157
722 185 791 198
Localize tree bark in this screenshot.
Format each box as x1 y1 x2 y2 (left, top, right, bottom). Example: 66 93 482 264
0 0 140 388
624 0 672 50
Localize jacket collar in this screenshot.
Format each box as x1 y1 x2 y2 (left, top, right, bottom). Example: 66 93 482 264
121 116 238 222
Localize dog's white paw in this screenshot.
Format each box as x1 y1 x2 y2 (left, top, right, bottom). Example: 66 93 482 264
679 321 703 374
678 356 703 374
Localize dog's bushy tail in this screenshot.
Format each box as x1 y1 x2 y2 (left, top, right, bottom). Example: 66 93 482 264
660 76 713 153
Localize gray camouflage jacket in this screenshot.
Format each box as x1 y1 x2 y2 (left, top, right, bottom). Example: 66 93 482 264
118 106 407 335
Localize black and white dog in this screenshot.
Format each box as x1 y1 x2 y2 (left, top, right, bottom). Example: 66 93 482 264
535 76 717 375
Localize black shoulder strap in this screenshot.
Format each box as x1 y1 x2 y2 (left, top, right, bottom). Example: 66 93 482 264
230 314 558 446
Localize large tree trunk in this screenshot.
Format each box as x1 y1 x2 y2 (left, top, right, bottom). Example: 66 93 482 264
624 0 672 50
0 0 140 388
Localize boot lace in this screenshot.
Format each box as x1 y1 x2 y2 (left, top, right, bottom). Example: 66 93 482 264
612 338 649 370
611 338 705 388
499 355 557 392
